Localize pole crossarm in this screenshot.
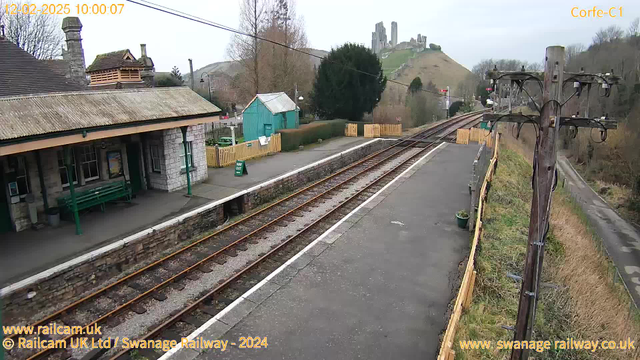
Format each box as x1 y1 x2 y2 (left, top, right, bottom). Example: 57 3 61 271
563 71 621 86
483 113 618 129
486 70 544 82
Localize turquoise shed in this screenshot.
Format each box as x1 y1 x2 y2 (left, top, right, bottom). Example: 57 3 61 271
242 92 298 141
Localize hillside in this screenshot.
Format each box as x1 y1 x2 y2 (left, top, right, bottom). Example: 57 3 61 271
383 48 472 90
184 48 328 84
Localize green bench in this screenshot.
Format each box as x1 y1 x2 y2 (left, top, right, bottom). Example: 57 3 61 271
56 180 132 214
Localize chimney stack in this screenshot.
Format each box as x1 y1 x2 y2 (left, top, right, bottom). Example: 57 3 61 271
61 17 87 85
139 43 155 87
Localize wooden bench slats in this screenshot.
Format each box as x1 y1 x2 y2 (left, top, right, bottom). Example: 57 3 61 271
56 181 132 214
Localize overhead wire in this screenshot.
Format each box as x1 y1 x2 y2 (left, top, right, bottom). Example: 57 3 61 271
126 0 447 98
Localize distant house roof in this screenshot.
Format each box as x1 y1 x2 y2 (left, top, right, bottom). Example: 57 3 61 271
244 92 297 115
86 49 144 72
0 37 85 97
0 87 221 142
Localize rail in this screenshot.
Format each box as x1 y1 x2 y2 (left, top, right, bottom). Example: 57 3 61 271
6 112 483 360
108 112 485 360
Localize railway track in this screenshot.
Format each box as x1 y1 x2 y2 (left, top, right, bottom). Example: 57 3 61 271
5 111 484 360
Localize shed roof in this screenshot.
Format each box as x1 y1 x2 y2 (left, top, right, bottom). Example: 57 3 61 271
0 37 85 97
0 87 221 142
86 49 144 72
245 92 296 115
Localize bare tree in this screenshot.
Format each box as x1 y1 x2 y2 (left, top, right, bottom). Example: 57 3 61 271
259 0 312 97
0 0 64 59
227 0 266 97
592 25 624 45
628 18 639 37
564 43 586 71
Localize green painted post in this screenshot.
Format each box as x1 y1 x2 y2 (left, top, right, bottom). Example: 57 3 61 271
64 146 82 235
181 127 192 196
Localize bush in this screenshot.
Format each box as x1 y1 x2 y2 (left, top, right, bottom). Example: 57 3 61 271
316 119 347 137
278 122 336 151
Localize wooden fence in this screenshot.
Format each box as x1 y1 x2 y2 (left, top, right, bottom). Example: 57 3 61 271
206 133 281 167
345 123 358 137
379 124 402 136
364 124 381 138
456 128 493 147
437 133 500 360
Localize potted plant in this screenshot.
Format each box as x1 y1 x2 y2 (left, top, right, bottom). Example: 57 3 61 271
456 209 469 229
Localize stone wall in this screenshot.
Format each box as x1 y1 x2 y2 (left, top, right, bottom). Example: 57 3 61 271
1 139 392 319
163 125 208 192
2 138 135 231
3 203 225 320
242 140 391 211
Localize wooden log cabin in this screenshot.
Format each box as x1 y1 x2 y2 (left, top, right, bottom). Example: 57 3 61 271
85 49 149 89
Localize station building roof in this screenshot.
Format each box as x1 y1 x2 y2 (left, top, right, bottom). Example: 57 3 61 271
0 87 221 155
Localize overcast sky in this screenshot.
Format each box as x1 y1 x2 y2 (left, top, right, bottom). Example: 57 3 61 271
51 0 638 73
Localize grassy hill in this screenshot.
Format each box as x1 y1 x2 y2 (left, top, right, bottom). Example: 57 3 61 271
381 49 415 74
383 49 472 90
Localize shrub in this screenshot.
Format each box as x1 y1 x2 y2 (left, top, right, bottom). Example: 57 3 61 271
278 123 335 151
316 119 347 137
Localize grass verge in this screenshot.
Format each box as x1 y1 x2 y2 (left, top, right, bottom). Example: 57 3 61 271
453 147 640 360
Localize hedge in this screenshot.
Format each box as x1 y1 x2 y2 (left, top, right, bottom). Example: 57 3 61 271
278 120 347 151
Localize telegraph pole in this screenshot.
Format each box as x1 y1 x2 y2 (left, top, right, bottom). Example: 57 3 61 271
510 46 564 360
484 46 619 360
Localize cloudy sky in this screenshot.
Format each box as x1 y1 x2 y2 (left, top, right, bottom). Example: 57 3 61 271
49 0 638 73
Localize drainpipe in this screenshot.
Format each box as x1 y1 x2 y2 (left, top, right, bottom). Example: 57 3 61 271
64 146 82 235
181 126 192 196
35 150 49 212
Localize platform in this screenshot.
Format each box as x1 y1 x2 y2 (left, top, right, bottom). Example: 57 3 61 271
0 137 372 286
169 143 481 360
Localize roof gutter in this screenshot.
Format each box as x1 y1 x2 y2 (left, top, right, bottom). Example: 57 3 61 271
0 111 221 147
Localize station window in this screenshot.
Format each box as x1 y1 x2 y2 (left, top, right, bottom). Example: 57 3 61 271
80 145 100 182
179 142 193 170
57 150 78 188
15 156 30 198
150 145 162 173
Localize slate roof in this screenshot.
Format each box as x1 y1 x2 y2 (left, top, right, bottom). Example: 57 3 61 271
244 92 297 115
0 37 85 97
41 59 70 77
0 87 221 142
86 49 144 72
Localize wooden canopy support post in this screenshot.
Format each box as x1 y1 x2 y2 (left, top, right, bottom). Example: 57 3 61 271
181 126 192 197
35 150 49 212
64 146 82 235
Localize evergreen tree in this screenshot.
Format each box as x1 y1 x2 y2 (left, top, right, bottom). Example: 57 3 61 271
170 66 183 83
408 77 423 94
311 43 386 121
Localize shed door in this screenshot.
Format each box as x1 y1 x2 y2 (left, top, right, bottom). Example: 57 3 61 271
264 124 273 137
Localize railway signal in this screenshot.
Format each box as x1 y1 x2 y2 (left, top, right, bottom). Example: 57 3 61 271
484 46 618 360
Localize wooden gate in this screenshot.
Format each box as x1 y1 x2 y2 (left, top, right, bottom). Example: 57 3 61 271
345 123 357 137
364 124 381 138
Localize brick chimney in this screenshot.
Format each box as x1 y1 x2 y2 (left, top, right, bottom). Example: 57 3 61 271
61 17 87 85
139 44 155 87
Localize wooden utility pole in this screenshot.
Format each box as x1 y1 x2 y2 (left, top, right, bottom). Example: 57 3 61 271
484 50 618 360
509 46 564 360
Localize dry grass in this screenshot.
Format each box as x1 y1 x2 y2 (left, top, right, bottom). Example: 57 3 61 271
549 192 640 359
454 137 640 360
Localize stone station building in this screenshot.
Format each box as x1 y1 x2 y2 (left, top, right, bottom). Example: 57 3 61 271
0 87 220 234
